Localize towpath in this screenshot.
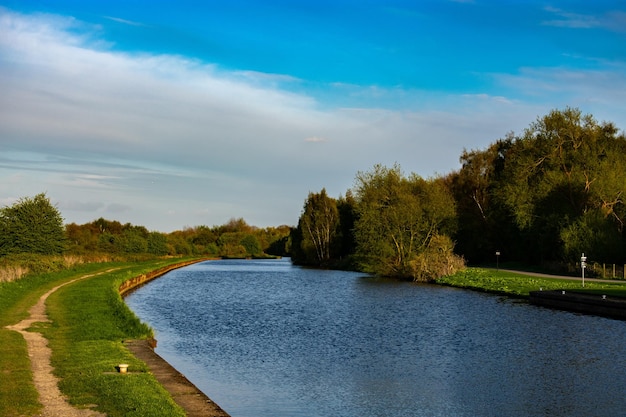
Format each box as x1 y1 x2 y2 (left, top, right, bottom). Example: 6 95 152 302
5 262 229 417
5 271 111 417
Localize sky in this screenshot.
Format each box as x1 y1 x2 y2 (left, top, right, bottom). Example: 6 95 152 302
1 1 625 232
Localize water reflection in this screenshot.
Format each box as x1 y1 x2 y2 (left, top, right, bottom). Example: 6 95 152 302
126 258 626 417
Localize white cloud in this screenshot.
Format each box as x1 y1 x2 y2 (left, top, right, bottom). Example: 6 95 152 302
1 8 624 231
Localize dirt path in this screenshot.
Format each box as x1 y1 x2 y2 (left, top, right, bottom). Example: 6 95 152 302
5 271 112 417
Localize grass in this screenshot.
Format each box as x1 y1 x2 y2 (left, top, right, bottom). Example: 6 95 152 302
0 262 115 416
436 268 626 297
0 258 197 416
0 330 40 416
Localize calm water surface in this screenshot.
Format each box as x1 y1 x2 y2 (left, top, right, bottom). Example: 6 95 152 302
125 258 626 417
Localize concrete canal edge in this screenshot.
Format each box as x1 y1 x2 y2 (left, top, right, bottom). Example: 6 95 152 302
529 290 626 320
120 258 231 417
124 339 230 417
118 258 212 296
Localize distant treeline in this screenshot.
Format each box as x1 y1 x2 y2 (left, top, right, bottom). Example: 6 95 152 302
66 217 291 258
290 108 626 279
0 193 290 261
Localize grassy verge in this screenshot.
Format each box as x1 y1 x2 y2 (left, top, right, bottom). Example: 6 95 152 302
0 258 198 416
436 268 626 297
0 262 115 416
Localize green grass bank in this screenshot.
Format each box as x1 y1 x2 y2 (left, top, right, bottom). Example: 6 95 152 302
436 268 626 298
0 258 202 417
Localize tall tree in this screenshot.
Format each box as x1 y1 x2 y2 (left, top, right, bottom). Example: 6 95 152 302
496 107 626 263
449 108 626 265
0 193 66 255
448 137 516 263
297 188 339 265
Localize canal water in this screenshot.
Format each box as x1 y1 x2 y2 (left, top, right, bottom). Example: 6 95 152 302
125 258 626 417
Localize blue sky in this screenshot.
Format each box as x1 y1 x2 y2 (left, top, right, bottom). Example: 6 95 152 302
1 1 625 231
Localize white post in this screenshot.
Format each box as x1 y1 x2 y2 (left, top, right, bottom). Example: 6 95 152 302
581 253 587 287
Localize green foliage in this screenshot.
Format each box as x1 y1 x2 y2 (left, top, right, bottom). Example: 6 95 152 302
65 218 288 259
353 164 461 280
147 232 169 255
297 188 339 265
0 193 66 255
409 234 465 282
240 234 261 256
120 228 149 254
217 232 248 258
449 107 626 265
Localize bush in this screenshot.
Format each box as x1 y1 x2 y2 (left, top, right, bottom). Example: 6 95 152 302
409 235 465 282
0 193 66 255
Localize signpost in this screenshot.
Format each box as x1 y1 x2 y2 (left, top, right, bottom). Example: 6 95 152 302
496 251 501 271
581 253 587 287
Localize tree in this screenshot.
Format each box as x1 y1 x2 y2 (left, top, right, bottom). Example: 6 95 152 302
147 232 169 256
352 165 461 280
0 193 66 255
496 107 626 263
240 234 262 256
449 107 626 266
297 189 339 265
448 137 517 263
334 191 358 263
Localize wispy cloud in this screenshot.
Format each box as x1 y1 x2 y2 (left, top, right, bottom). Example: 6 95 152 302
543 6 626 33
103 15 144 27
543 6 599 29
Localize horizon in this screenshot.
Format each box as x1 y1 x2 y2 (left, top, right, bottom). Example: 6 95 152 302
1 1 625 232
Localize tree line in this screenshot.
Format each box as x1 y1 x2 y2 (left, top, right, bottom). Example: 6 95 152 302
291 108 626 279
0 194 290 260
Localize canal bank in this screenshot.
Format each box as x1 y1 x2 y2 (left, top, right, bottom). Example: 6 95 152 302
529 289 626 320
120 258 230 417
